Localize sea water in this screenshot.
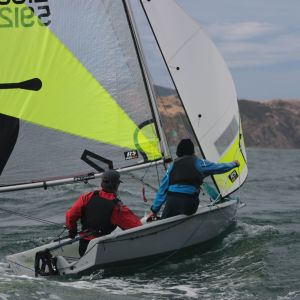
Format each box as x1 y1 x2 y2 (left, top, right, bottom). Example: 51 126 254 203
0 148 299 300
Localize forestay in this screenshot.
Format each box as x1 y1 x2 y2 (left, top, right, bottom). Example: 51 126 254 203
141 0 248 197
0 0 165 191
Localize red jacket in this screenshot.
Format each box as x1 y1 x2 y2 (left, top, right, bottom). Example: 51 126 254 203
66 190 142 239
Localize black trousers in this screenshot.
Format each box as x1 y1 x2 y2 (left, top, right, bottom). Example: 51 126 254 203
79 239 90 257
161 192 200 219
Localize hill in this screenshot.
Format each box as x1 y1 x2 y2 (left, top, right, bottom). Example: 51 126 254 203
239 99 300 148
154 86 300 149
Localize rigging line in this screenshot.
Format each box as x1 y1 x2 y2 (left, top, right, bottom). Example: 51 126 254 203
236 164 244 206
140 160 152 181
127 160 160 192
127 171 158 192
6 258 35 273
155 163 161 187
238 117 248 167
0 207 62 226
54 227 67 241
201 184 221 205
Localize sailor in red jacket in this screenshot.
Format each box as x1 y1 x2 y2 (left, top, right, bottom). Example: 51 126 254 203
66 170 142 257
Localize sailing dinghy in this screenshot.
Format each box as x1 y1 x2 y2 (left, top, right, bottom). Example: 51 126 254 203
1 0 247 276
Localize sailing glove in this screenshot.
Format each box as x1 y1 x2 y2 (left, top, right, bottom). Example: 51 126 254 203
146 211 160 222
68 228 77 239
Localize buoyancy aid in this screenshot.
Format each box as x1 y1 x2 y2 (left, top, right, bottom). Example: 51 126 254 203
81 191 120 236
169 155 203 188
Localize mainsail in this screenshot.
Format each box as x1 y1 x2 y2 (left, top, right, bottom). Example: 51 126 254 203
0 0 166 191
140 0 248 197
0 0 247 197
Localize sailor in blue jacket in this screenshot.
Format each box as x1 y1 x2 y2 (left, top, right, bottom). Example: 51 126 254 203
149 139 240 219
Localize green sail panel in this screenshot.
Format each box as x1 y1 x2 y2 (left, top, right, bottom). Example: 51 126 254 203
0 3 160 160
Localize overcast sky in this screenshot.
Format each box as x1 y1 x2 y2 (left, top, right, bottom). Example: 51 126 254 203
134 0 300 101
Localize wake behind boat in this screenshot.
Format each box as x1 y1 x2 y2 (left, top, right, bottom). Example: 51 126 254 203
1 0 247 277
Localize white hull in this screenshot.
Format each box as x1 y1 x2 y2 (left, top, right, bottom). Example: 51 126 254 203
6 200 238 276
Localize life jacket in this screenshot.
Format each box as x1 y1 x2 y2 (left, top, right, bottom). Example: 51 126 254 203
169 155 203 189
81 191 120 236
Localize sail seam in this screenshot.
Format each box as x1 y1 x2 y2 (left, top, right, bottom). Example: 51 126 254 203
167 28 200 63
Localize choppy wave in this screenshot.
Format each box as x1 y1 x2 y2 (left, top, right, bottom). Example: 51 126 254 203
278 290 300 300
1 149 300 299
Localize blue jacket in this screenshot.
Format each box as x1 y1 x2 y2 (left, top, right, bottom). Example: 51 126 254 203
151 157 237 214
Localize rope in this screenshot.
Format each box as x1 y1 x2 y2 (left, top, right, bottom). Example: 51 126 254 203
55 227 67 241
155 163 161 187
0 207 62 226
127 164 158 192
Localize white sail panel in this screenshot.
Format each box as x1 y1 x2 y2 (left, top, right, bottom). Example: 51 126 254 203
141 0 248 196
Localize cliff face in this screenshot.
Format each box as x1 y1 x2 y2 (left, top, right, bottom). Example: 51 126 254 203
157 95 192 146
156 91 300 149
239 100 300 148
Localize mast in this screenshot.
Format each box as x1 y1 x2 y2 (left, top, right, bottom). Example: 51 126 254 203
123 0 171 161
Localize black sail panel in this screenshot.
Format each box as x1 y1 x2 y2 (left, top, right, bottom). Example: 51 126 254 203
0 114 19 176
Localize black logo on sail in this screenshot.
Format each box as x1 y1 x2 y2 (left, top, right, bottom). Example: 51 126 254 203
228 170 239 183
124 150 138 160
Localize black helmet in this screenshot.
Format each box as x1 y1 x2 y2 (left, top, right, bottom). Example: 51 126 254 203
176 139 195 157
101 170 122 192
